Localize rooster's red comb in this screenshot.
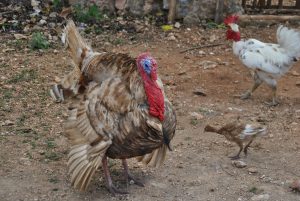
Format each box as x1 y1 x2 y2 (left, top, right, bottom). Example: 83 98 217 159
224 15 239 25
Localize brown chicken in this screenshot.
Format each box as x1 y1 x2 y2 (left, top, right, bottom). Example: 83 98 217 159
50 20 176 194
204 122 266 160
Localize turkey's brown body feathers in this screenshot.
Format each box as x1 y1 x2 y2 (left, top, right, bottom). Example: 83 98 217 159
55 20 176 191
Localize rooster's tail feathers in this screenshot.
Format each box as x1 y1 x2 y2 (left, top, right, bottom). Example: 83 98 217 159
277 25 300 58
62 20 93 70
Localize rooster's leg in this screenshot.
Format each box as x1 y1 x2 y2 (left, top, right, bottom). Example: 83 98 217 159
102 156 128 195
229 141 243 160
265 85 279 106
241 74 262 100
122 159 145 187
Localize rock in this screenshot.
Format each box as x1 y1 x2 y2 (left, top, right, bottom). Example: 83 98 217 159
167 33 176 41
32 25 43 31
48 22 56 28
296 81 300 87
49 12 57 18
289 179 300 192
14 34 27 40
189 112 204 120
232 160 247 168
38 19 47 26
250 194 270 201
248 167 258 174
174 22 181 28
52 36 58 41
4 120 14 126
193 89 207 96
199 60 218 69
290 71 300 76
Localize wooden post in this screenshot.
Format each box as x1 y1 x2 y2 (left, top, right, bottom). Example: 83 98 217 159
242 0 246 8
296 0 300 9
278 0 283 9
266 0 272 8
214 0 224 24
168 0 177 24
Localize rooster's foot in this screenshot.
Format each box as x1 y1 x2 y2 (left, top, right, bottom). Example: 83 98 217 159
240 91 251 100
264 100 279 107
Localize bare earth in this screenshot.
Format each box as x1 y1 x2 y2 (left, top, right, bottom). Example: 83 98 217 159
0 24 300 201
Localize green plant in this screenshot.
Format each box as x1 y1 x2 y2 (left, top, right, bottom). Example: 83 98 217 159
45 152 62 161
30 32 49 50
73 4 103 23
206 21 226 29
7 69 37 83
52 0 62 10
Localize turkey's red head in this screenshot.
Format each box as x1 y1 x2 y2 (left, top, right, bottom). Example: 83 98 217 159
224 15 241 42
137 53 164 121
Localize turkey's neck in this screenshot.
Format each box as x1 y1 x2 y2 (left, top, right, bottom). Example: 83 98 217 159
138 68 165 121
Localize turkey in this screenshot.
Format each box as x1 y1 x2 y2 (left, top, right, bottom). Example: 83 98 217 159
204 122 266 160
50 20 176 194
224 15 300 106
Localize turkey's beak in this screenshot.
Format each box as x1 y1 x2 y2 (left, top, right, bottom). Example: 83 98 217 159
228 23 239 32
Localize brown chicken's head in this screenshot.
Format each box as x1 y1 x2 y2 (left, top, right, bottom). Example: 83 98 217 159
224 15 241 42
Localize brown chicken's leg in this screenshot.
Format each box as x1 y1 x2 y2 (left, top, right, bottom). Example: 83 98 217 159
229 141 243 160
122 159 144 187
102 156 128 195
241 74 262 100
243 138 255 156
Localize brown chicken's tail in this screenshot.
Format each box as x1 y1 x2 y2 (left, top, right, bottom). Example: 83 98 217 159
62 20 93 70
204 125 219 133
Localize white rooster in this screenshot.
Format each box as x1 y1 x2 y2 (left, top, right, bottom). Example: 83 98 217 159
224 15 300 106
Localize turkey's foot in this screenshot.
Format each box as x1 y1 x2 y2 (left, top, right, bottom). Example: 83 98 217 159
106 184 128 196
127 173 144 187
122 159 144 187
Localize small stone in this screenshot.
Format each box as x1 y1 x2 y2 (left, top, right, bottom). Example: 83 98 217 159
248 167 258 174
296 81 300 86
48 22 56 28
52 36 58 41
49 12 57 18
174 22 181 28
199 60 218 69
167 33 176 41
4 120 14 126
250 194 270 201
38 19 47 25
232 160 247 168
290 71 300 76
189 112 204 120
289 179 300 192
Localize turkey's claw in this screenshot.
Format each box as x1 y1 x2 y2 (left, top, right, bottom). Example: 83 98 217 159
50 84 64 103
127 173 145 187
106 184 128 196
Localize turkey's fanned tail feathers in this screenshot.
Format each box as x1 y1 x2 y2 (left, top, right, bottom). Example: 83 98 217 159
65 106 112 191
277 25 300 58
63 20 93 70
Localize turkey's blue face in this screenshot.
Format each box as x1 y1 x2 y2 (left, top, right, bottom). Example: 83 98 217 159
139 56 158 81
141 58 152 75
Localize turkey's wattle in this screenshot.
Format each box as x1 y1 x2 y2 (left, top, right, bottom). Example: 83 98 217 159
137 53 165 121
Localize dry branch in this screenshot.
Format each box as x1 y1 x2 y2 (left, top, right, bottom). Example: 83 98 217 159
239 14 300 22
180 43 225 53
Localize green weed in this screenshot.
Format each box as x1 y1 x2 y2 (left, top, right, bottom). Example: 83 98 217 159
7 69 37 83
30 32 49 50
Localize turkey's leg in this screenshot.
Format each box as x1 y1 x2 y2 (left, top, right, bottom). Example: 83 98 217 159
102 156 128 195
243 138 255 156
241 73 262 100
122 159 144 187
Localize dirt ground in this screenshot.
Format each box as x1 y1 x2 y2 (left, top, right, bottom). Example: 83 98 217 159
1 23 300 201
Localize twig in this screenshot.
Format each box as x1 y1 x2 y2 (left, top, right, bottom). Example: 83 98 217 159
220 164 235 176
0 10 16 15
180 43 225 53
